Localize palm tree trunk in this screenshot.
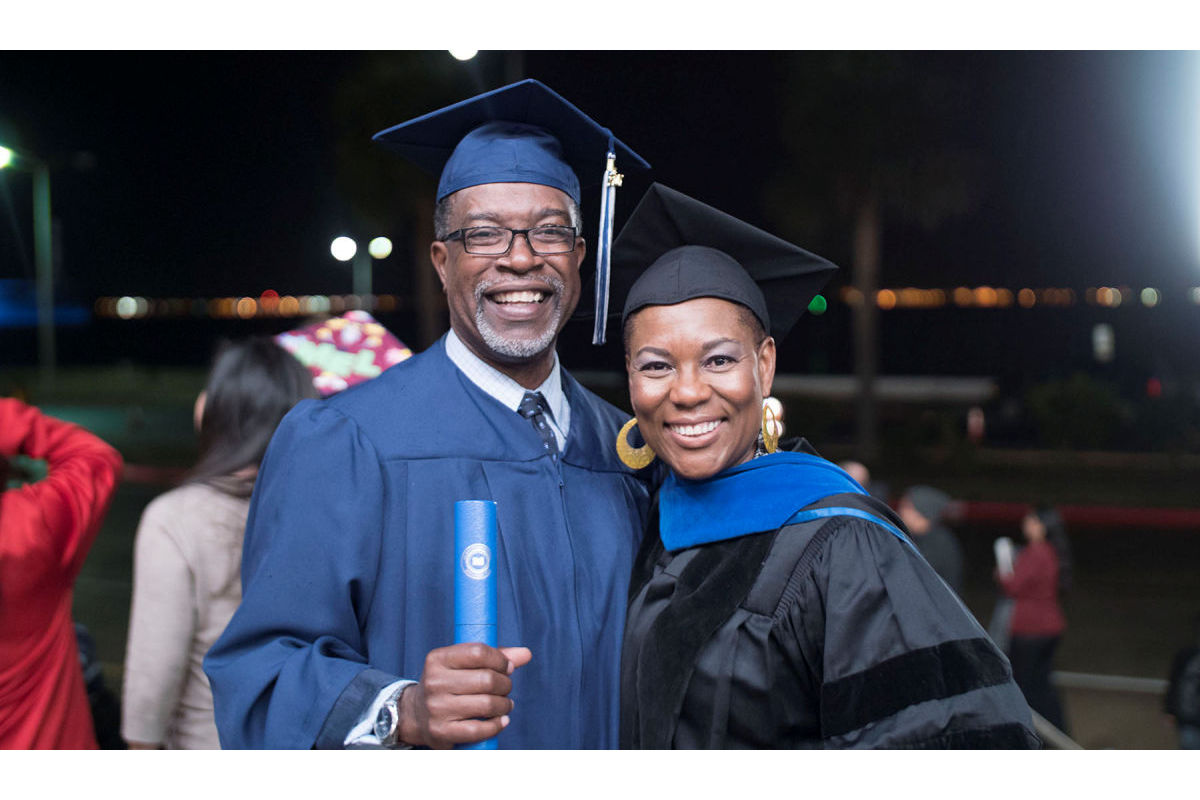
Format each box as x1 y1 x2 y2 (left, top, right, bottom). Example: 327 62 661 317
852 189 881 462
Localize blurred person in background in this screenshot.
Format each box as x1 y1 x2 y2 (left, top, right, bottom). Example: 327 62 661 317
121 337 317 749
75 622 124 748
839 459 871 487
1163 613 1200 748
897 485 964 597
1 398 123 748
997 506 1071 735
837 459 890 504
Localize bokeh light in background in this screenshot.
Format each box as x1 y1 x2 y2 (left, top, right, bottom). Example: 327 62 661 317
91 279 1196 322
91 291 415 320
115 296 137 319
330 236 357 262
1095 286 1124 308
973 286 998 307
1092 323 1115 363
367 236 393 260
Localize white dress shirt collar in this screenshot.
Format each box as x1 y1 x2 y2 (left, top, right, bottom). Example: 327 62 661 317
444 329 570 446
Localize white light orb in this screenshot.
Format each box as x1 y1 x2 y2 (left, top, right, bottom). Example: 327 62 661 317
1092 323 1115 363
0 146 13 169
116 296 137 319
449 49 478 61
330 236 357 262
368 236 393 259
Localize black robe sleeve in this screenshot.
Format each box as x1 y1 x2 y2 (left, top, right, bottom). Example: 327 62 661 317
621 507 1039 748
784 515 1038 747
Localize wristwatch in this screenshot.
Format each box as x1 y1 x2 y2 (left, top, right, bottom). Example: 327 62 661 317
373 684 405 747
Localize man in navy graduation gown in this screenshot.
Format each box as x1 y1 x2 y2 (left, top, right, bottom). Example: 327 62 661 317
204 81 653 749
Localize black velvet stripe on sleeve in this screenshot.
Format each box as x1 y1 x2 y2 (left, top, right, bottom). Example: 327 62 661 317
313 667 398 749
820 637 1012 739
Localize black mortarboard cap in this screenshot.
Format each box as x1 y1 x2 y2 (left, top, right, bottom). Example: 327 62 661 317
371 79 649 204
614 184 839 340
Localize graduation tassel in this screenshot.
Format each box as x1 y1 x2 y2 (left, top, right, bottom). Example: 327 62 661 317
592 146 623 345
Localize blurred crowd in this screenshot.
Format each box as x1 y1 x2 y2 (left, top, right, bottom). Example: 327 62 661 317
1 333 318 749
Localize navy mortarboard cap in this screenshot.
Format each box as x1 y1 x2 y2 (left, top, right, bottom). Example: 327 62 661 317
372 80 648 203
615 183 839 340
372 79 650 345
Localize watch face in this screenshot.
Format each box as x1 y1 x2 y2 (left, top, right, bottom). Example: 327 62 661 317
374 705 395 741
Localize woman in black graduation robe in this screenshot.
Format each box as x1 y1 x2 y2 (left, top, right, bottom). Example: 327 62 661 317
620 452 1039 748
612 184 1039 749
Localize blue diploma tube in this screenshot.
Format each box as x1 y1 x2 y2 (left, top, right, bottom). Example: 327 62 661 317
454 500 498 749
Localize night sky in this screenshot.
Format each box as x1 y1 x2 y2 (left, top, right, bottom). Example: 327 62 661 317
1 50 1197 378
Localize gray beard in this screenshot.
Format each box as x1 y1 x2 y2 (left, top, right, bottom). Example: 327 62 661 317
474 276 565 359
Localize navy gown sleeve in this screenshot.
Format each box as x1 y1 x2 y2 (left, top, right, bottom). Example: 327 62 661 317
204 399 397 749
782 517 1038 748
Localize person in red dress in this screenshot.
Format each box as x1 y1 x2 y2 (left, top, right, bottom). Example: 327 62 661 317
1 398 123 748
998 506 1071 734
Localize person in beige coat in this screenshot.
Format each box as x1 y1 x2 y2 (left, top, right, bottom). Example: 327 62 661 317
121 338 317 749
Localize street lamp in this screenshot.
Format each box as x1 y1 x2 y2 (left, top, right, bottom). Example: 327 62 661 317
0 143 55 384
447 49 523 83
367 236 392 260
330 236 357 263
330 235 392 297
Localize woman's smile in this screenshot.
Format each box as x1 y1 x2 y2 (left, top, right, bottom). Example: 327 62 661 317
665 418 723 441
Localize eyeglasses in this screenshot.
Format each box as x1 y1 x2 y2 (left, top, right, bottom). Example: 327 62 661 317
441 225 578 256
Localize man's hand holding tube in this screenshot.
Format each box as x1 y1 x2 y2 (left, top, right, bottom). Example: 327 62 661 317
398 643 532 749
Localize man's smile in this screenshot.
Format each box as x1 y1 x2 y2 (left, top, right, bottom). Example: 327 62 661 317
489 289 549 305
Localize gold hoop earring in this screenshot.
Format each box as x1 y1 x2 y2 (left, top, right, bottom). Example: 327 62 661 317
616 417 656 469
761 401 781 454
